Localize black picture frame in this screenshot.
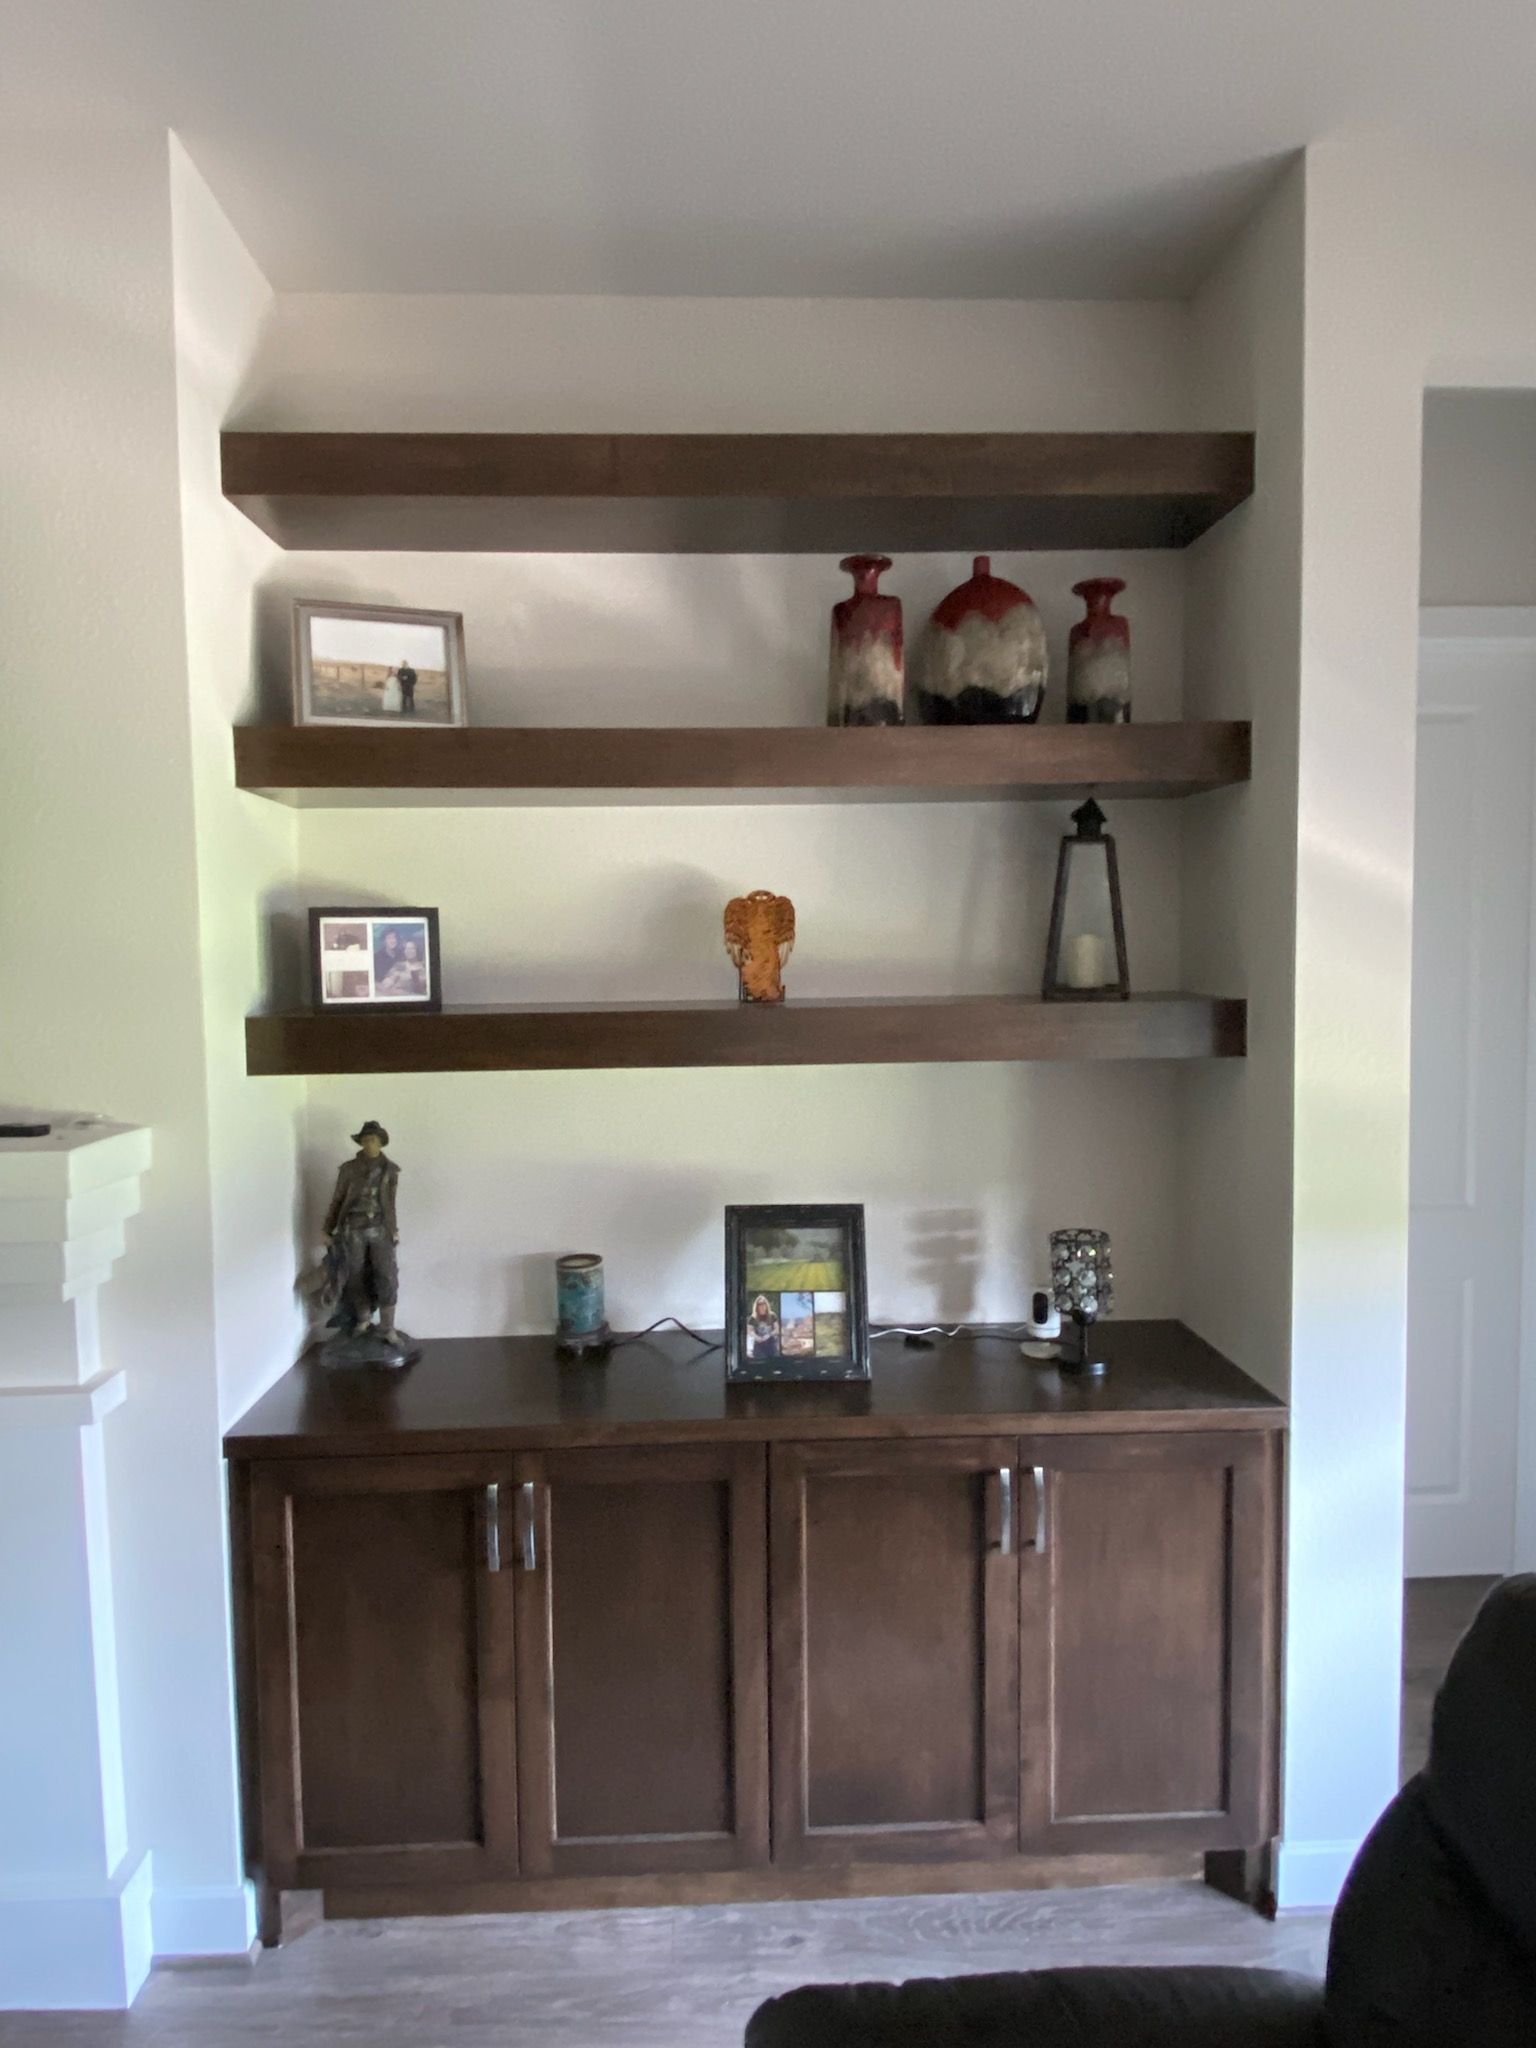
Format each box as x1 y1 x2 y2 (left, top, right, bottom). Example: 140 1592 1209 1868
309 907 443 1015
725 1203 870 1383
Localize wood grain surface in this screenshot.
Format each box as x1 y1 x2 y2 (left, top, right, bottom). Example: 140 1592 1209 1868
223 1322 1285 1462
511 1442 769 1880
769 1438 1019 1866
221 429 1256 553
244 992 1247 1075
232 720 1252 805
1018 1432 1279 1857
0 1881 1329 2047
249 1454 519 1896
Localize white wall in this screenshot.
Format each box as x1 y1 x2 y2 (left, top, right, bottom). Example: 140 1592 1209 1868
1265 133 1536 1907
171 141 306 1433
1421 391 1536 606
242 294 1193 432
1180 163 1305 1400
0 128 257 1975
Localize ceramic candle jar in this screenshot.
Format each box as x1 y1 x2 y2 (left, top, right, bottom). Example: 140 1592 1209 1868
1067 577 1132 724
828 554 905 726
556 1252 609 1354
918 556 1047 724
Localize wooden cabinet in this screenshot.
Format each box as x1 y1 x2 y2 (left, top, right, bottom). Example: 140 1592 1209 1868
246 1443 770 1901
246 1454 519 1893
511 1443 769 1878
227 1326 1284 1926
1018 1432 1278 1854
768 1431 1279 1873
769 1439 1019 1866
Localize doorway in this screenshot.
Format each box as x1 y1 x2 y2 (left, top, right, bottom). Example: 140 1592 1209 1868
1407 612 1536 1578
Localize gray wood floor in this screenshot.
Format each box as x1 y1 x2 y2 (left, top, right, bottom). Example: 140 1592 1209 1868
1400 1573 1495 1782
2 1885 1333 2048
1 1575 1493 2046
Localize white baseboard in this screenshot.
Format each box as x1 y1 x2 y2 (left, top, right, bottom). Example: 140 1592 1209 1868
0 1852 153 2011
1275 1837 1362 1911
151 1879 257 1962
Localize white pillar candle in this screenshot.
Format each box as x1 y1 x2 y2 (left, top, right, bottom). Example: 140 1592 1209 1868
1064 932 1108 990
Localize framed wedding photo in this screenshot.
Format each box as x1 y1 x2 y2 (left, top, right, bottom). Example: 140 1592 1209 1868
725 1203 870 1383
309 907 442 1014
292 600 468 728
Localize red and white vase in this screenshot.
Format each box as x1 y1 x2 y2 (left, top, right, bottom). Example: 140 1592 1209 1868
828 554 904 726
1067 577 1132 724
918 555 1047 724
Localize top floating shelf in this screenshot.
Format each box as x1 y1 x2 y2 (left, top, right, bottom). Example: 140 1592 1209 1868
221 431 1255 554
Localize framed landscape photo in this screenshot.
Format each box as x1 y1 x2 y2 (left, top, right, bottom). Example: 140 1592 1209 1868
293 600 468 728
725 1204 870 1383
309 907 442 1014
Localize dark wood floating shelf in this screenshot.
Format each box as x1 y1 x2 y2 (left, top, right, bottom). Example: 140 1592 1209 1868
221 430 1255 553
245 993 1246 1076
234 719 1251 806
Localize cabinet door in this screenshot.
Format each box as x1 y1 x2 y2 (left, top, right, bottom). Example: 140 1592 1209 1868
771 1438 1019 1866
1017 1431 1279 1854
248 1454 518 1890
512 1442 769 1878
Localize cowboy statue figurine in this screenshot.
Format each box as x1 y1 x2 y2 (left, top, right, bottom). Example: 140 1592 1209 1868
316 1120 419 1368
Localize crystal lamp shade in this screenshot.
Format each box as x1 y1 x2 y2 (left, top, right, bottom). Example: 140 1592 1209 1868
1049 1229 1115 1321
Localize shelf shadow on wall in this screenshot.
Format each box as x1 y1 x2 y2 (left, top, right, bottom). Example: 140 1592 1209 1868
905 1206 984 1325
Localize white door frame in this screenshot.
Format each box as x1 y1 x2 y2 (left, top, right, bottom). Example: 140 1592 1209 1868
1420 608 1536 1571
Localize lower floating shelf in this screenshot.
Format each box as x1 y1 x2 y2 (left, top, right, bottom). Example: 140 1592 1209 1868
245 993 1246 1076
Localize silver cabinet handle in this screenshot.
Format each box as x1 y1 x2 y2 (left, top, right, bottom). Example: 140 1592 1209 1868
517 1480 539 1572
484 1483 502 1573
998 1466 1014 1555
1029 1465 1048 1554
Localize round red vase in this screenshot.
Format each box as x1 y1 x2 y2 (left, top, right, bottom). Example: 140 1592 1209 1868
1067 577 1132 724
828 554 904 726
918 555 1047 724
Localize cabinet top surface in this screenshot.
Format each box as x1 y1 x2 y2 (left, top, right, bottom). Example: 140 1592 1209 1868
223 1321 1285 1461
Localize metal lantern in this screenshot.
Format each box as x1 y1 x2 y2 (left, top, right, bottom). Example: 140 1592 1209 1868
1049 1228 1114 1375
1042 798 1129 1001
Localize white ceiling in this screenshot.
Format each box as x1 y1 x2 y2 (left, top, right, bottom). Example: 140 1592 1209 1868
9 0 1536 297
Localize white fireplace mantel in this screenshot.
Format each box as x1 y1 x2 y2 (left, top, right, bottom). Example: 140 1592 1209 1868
0 1115 151 1392
0 1113 154 2011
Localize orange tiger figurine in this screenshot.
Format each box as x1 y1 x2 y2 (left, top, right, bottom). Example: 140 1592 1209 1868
724 889 796 1004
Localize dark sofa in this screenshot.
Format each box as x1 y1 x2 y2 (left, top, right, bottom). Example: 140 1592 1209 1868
746 1575 1536 2047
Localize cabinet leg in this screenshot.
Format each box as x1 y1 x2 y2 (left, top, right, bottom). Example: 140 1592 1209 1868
257 1879 283 1949
1204 1846 1277 1919
257 1885 324 1948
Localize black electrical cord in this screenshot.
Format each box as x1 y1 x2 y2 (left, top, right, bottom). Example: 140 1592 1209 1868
609 1315 722 1353
604 1317 1043 1357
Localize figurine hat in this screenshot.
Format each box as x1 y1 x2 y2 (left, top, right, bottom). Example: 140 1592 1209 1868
351 1120 390 1146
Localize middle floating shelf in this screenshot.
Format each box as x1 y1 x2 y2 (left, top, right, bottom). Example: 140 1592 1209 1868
245 993 1247 1076
233 720 1250 807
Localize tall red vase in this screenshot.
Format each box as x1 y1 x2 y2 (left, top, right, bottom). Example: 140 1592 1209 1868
828 554 904 726
1067 577 1132 724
